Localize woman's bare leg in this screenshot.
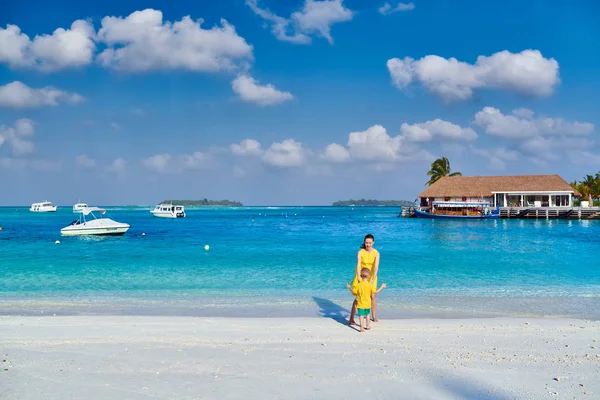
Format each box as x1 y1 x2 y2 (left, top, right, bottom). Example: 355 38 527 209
371 294 379 322
349 298 358 325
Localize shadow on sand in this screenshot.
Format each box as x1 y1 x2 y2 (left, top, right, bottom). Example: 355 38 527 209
312 297 350 326
430 370 515 400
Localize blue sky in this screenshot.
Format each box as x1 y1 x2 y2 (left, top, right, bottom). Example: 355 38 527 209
0 0 599 205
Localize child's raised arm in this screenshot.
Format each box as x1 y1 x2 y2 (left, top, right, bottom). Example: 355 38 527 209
375 283 387 294
346 284 357 295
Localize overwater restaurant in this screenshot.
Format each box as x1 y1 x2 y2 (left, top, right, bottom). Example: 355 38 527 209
418 174 581 208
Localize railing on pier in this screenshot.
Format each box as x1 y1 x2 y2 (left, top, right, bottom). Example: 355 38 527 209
499 207 600 219
399 206 600 219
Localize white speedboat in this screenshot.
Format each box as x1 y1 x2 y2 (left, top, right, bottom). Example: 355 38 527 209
61 207 130 236
30 201 57 212
150 203 186 218
72 202 88 213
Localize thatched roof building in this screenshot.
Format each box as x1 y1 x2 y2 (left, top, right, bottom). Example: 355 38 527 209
419 174 581 198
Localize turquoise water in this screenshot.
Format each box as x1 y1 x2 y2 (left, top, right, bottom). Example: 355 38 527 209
1 206 599 319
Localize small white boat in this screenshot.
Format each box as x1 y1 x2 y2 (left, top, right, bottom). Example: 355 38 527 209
150 203 186 218
30 201 57 212
61 207 130 236
72 202 88 213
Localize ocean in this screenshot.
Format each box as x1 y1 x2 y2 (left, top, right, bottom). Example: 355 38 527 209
1 206 599 319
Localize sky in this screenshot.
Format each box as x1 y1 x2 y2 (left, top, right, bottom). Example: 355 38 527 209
0 0 599 206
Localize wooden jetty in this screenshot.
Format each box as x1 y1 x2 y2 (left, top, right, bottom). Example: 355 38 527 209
400 206 600 219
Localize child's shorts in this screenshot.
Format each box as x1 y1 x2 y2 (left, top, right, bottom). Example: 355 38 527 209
357 308 371 316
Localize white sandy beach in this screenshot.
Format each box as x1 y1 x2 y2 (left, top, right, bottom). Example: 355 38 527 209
1 316 598 399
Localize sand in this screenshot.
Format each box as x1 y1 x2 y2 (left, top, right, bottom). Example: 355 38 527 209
1 315 599 399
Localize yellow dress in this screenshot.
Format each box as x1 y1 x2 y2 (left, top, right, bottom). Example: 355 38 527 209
351 248 379 289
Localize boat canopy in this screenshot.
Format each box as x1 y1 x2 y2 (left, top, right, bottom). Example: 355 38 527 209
432 201 492 207
82 207 106 215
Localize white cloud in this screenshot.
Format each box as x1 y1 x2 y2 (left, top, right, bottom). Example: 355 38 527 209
0 20 95 70
10 138 35 156
470 146 518 170
0 81 84 108
321 124 440 166
245 0 310 44
378 2 415 15
107 158 126 172
474 107 595 139
262 139 306 167
567 150 600 165
0 118 36 156
142 153 171 173
29 159 63 173
246 0 353 45
346 124 403 162
142 150 216 173
323 143 350 162
387 50 560 102
180 151 213 170
109 122 121 131
0 157 27 169
400 119 477 142
232 75 293 106
512 107 534 119
230 139 263 156
14 118 35 136
130 108 145 116
96 9 253 72
75 154 96 168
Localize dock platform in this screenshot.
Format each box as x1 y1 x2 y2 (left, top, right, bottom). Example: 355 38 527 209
400 206 600 219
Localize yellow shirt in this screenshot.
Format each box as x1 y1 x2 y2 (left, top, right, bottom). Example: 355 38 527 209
353 281 376 309
351 248 379 288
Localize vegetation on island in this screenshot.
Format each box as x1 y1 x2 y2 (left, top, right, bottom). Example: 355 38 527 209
426 157 462 186
570 172 600 206
160 199 243 206
332 199 414 207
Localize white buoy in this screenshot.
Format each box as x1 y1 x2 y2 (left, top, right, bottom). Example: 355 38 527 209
142 233 146 236
204 245 210 251
55 240 60 244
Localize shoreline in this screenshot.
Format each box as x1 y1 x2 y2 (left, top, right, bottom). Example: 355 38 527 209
2 315 598 399
2 294 600 320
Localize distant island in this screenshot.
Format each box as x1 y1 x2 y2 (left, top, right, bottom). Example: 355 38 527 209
332 199 414 206
160 199 243 206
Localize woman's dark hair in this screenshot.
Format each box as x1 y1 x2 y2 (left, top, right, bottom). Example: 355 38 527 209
360 234 375 249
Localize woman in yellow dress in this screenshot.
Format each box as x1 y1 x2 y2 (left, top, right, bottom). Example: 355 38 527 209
349 234 380 326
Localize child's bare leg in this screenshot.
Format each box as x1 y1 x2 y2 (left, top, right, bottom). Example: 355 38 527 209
349 298 358 325
366 313 371 330
371 294 379 322
359 315 365 332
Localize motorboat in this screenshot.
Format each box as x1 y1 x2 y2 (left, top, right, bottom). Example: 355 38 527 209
414 201 500 219
30 201 57 212
60 207 130 236
72 202 88 213
150 203 186 218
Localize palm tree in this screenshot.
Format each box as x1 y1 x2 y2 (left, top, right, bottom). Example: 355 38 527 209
426 157 462 186
581 174 596 204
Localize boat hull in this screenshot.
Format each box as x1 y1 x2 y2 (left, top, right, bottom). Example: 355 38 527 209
30 207 57 212
413 209 499 219
150 211 185 218
60 226 130 236
60 217 130 236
